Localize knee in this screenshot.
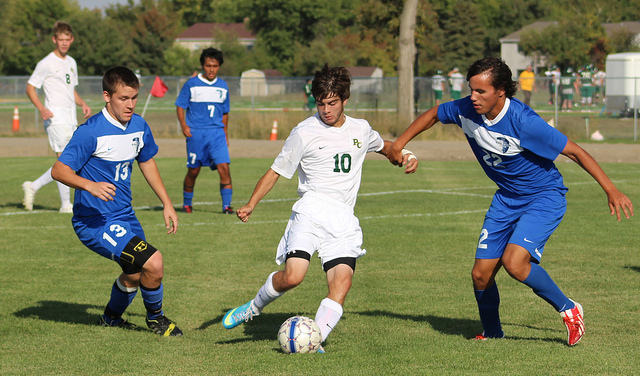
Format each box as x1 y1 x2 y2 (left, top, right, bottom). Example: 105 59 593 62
142 251 164 280
471 268 491 289
501 258 529 282
280 271 304 290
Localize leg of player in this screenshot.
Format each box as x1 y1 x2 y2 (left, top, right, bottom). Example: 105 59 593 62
217 162 233 214
502 244 584 346
315 262 354 343
99 274 139 328
182 166 200 213
471 258 504 339
222 255 309 329
22 168 55 211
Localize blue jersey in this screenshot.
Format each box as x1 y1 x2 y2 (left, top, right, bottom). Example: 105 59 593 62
58 108 159 218
175 74 230 130
437 97 568 196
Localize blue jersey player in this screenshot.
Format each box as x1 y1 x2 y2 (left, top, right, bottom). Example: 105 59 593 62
388 58 633 346
52 66 183 336
176 48 233 214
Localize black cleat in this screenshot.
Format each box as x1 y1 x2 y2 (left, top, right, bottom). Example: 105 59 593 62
146 315 183 336
222 206 235 214
99 316 137 329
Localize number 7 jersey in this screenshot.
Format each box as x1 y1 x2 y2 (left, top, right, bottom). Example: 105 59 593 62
58 108 159 218
271 113 384 208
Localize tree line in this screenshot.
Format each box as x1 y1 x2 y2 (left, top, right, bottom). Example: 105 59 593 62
1 0 638 77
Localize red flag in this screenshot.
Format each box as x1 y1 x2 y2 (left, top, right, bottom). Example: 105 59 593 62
150 76 168 98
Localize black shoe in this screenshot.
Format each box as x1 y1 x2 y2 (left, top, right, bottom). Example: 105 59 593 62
222 206 235 214
99 316 137 329
146 315 183 336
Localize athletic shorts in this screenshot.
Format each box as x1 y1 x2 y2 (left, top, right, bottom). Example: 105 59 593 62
185 127 230 169
275 192 366 266
44 106 78 153
475 190 566 263
580 86 596 98
434 90 443 100
451 90 461 100
72 208 146 265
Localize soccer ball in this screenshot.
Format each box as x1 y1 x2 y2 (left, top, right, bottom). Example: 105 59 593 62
277 316 322 354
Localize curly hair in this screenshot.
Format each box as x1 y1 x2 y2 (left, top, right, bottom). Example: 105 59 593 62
466 58 517 98
311 64 352 102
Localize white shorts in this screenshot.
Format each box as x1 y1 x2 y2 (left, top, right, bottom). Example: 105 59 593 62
43 106 78 153
275 192 366 266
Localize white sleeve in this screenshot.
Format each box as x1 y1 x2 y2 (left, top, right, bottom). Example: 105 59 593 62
27 59 48 89
271 129 305 179
367 126 384 153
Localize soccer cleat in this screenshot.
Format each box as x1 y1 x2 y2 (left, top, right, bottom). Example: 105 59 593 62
22 181 36 211
59 204 73 213
222 206 235 214
183 205 193 214
222 300 259 329
99 316 137 329
146 315 183 337
561 300 584 346
474 331 505 340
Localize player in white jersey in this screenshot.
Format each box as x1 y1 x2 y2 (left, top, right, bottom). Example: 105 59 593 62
23 21 92 213
388 58 633 346
221 65 418 352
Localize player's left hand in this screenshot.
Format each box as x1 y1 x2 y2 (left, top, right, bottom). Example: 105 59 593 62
163 205 178 234
82 103 92 119
607 189 633 221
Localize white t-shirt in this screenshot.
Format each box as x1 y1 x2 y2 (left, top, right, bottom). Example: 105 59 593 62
271 113 384 208
28 52 79 126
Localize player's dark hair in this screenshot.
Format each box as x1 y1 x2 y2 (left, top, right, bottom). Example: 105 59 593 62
200 48 224 66
466 58 517 98
53 20 73 37
311 64 352 102
102 66 140 95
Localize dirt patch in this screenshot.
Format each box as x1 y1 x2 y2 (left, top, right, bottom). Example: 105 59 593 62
1 137 637 163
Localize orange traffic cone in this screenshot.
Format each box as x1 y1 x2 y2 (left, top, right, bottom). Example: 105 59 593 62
269 119 278 141
12 106 20 132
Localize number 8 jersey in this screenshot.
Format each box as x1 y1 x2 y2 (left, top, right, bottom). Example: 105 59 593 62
58 108 159 217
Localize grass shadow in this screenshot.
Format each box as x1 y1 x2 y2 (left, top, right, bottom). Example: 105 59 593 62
624 265 640 274
209 309 302 345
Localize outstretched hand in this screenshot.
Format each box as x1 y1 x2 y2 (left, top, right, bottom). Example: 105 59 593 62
607 189 634 221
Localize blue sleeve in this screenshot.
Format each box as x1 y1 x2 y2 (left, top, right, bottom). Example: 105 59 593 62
437 100 462 126
519 110 568 160
58 125 97 172
175 80 191 109
137 123 159 163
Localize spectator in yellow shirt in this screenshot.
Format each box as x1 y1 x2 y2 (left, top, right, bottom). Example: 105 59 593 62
519 65 535 107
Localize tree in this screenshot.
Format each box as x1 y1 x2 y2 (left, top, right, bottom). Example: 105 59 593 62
398 0 418 124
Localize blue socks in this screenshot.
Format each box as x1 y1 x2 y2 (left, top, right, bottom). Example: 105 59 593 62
140 283 164 320
522 263 574 312
220 188 232 209
474 282 504 337
103 279 137 325
183 191 193 207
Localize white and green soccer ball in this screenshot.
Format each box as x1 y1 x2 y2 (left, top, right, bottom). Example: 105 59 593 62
277 316 322 354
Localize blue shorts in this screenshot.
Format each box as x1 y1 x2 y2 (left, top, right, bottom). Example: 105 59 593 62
475 190 566 263
186 127 230 169
72 208 146 264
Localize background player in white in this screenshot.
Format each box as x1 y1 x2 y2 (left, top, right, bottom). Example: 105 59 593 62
51 66 182 336
388 57 633 346
221 65 418 352
176 48 233 214
23 20 92 213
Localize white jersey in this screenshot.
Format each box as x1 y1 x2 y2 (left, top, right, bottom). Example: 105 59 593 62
28 52 79 126
271 113 384 208
450 72 464 91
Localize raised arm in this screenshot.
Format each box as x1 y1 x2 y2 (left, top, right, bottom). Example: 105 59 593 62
378 140 418 174
236 168 281 222
138 158 178 234
561 139 633 221
387 106 440 166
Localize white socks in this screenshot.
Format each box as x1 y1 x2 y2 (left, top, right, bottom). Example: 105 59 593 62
253 271 284 312
314 298 343 342
31 168 72 207
31 168 54 191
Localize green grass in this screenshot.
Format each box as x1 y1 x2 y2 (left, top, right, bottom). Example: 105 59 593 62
1 156 639 375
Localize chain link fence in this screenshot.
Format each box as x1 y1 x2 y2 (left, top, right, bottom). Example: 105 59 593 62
1 75 638 141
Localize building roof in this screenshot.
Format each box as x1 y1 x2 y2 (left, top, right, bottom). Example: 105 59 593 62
500 21 640 42
176 23 255 40
346 66 380 78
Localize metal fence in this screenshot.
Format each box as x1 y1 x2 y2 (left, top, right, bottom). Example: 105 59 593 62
1 75 638 141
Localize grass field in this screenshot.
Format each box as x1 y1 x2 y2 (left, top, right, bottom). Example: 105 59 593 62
1 156 639 375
